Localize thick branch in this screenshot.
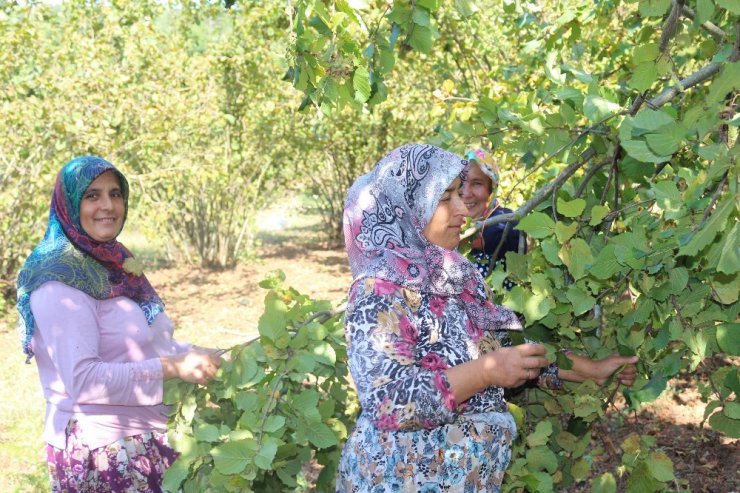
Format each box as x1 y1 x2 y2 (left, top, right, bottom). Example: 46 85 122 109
660 0 684 54
648 62 723 108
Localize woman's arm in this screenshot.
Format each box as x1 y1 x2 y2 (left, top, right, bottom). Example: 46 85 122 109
31 282 219 406
160 349 221 385
444 343 550 403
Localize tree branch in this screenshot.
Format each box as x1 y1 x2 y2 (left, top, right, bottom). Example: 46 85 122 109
660 0 684 54
648 61 723 108
680 4 727 43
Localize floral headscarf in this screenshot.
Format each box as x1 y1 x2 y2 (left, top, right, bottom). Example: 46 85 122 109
343 144 511 334
464 148 501 217
17 156 164 361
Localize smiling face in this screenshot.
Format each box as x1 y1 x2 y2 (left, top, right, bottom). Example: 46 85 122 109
422 177 468 250
461 163 493 219
79 170 125 242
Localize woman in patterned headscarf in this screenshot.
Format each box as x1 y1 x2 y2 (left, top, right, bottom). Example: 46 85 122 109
462 148 521 287
17 156 222 492
337 144 638 492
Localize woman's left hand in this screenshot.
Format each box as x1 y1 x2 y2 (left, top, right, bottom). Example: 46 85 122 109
589 354 639 386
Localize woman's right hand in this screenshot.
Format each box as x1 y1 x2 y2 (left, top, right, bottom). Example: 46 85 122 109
160 349 222 385
480 343 550 388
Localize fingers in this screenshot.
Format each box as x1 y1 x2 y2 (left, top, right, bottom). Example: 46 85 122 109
519 343 547 356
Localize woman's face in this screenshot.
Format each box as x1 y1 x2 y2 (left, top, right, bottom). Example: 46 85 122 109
423 177 468 250
461 163 493 218
79 170 125 242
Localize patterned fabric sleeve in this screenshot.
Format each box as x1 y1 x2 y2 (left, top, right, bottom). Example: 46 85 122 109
491 328 563 390
345 280 458 431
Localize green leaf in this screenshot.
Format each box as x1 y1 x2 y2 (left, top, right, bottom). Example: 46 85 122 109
555 431 578 452
293 389 321 410
313 341 337 365
416 0 440 9
630 109 675 132
627 461 660 493
715 0 740 14
696 0 715 23
678 195 734 256
571 458 591 482
724 401 740 419
645 125 682 155
633 43 659 63
518 212 556 239
263 415 286 433
652 180 681 213
583 95 621 123
258 291 288 342
503 287 554 324
211 439 258 475
717 223 739 274
541 237 563 265
639 0 671 17
408 25 436 53
352 66 371 103
162 457 190 493
625 373 667 408
629 62 657 92
305 421 338 448
554 221 578 243
254 437 280 470
566 286 596 315
590 205 610 226
259 270 286 289
592 472 617 493
708 62 740 104
525 446 558 473
716 323 739 355
708 411 740 438
454 0 478 17
194 423 220 442
526 420 553 447
507 402 525 430
647 451 675 481
668 267 689 294
559 238 594 280
556 197 586 218
621 139 671 163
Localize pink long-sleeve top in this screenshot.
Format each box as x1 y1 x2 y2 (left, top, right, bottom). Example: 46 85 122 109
29 281 192 450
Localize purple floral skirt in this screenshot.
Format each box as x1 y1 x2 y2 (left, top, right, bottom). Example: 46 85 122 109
45 418 178 493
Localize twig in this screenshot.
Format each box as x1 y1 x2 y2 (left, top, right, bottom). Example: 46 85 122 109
699 172 728 228
574 159 612 199
503 114 624 204
488 221 513 273
680 5 726 43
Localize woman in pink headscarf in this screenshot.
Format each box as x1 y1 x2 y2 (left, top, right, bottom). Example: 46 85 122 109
337 144 638 492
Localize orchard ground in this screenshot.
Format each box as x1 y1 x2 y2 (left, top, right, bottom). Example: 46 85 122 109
0 204 736 492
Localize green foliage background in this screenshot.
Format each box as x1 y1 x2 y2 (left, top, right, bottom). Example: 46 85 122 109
2 0 738 491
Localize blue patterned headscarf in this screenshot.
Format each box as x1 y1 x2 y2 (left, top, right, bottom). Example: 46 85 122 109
16 156 164 361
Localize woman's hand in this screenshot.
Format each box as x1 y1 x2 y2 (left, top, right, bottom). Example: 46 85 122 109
445 343 550 404
589 354 639 386
559 353 639 386
160 348 222 385
481 343 550 388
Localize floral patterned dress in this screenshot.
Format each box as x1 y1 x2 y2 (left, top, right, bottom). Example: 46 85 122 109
337 278 561 492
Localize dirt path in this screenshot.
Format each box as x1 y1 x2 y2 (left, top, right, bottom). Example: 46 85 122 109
147 214 352 348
